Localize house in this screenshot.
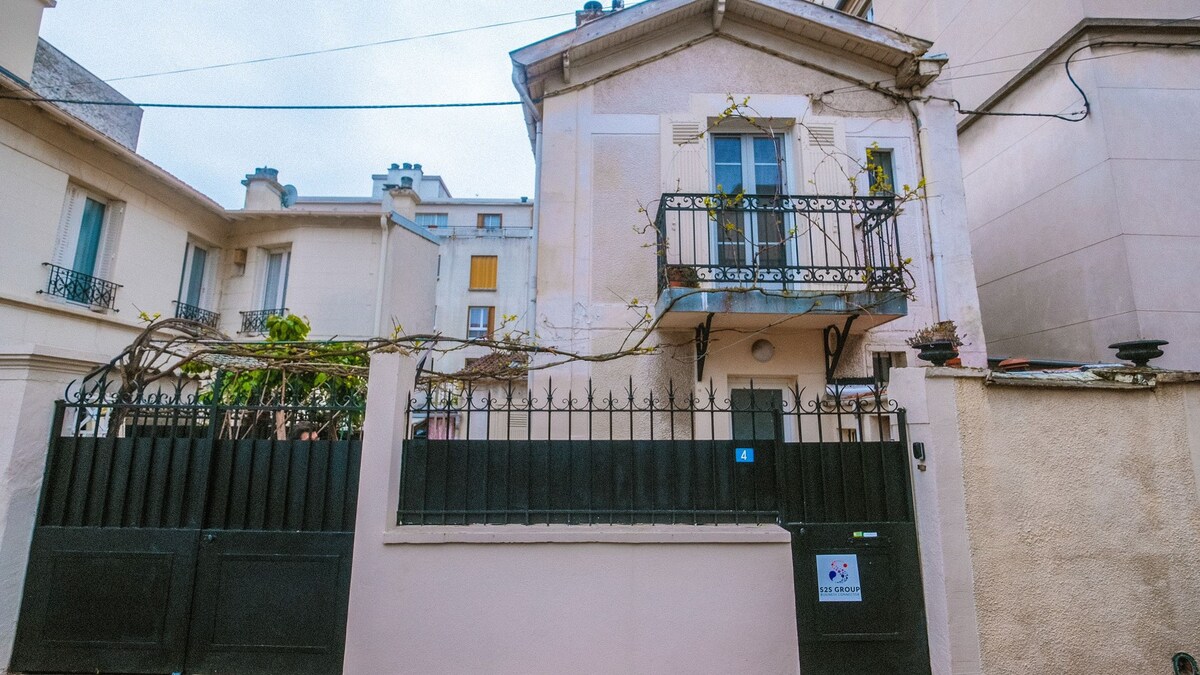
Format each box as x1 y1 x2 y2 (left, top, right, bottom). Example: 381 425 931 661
343 1 992 673
858 0 1200 368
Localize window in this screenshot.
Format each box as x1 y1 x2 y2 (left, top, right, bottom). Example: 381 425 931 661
872 351 907 385
467 306 494 339
415 213 448 229
712 134 787 268
866 148 896 195
47 185 124 308
178 242 211 308
861 2 874 21
477 213 502 230
261 249 290 310
469 255 498 290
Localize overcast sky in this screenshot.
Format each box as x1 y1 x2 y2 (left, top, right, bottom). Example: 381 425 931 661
38 1 626 208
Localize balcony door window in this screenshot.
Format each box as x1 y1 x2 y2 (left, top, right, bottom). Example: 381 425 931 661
711 135 789 272
179 243 209 308
262 249 290 310
72 198 106 278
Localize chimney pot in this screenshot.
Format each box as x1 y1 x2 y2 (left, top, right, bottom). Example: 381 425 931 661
402 162 413 170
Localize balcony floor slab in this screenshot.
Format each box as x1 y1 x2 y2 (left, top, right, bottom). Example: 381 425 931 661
654 287 907 330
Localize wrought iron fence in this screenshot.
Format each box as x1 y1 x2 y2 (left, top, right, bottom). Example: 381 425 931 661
654 193 903 294
39 262 121 310
173 301 221 328
239 307 288 334
401 379 908 527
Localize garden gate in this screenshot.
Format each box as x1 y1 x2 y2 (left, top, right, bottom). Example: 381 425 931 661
10 378 362 675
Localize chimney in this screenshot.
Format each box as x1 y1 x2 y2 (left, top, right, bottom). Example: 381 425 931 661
576 1 607 26
242 167 285 211
384 180 421 219
0 0 54 84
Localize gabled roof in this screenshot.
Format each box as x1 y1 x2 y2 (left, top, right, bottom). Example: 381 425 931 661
510 0 934 143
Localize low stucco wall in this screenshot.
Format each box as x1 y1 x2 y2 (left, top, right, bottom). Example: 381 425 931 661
894 367 1200 674
344 354 801 675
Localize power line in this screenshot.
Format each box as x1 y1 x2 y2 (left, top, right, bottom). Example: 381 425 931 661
0 94 523 110
101 11 578 84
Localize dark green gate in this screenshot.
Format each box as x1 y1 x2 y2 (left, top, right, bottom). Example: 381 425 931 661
10 393 361 675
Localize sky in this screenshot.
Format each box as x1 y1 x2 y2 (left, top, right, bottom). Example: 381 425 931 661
38 1 628 208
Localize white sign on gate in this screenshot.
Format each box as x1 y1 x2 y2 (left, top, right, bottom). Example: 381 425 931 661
815 554 862 602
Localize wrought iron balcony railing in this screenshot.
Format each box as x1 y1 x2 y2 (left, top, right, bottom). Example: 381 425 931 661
239 307 288 334
174 301 221 329
655 193 903 294
39 262 121 310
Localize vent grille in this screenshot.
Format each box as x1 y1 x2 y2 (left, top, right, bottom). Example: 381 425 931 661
807 124 836 148
672 122 701 145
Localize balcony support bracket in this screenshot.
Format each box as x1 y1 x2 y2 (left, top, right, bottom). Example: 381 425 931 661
823 314 859 384
695 313 714 382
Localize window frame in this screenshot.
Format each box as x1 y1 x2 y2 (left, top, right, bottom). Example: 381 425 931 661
466 305 495 340
260 247 291 311
866 148 896 196
477 213 503 230
415 212 448 229
177 241 216 310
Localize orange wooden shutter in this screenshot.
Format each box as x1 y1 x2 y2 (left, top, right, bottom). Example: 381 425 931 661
470 255 498 290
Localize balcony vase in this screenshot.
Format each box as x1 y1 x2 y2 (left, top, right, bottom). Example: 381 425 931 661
913 340 957 367
666 265 700 288
1108 339 1168 368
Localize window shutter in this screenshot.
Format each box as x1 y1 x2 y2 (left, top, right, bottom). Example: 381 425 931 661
799 121 848 195
95 200 125 282
51 185 82 266
662 118 710 193
798 121 849 274
486 306 495 337
470 255 498 290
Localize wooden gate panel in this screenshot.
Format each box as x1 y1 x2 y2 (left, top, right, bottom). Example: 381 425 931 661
10 527 198 674
185 530 354 675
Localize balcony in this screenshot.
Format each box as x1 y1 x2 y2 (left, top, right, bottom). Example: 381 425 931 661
174 301 221 329
240 307 288 335
654 193 907 330
39 263 121 310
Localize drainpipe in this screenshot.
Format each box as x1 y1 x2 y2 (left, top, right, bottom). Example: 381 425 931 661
374 214 390 335
907 98 947 322
527 121 544 385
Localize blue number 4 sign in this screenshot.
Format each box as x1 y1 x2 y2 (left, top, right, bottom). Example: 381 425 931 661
736 447 755 463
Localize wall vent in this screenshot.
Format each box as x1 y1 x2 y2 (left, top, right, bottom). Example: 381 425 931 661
672 122 701 145
807 124 836 149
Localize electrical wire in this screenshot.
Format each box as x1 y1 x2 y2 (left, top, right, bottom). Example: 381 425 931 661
0 94 524 110
100 12 578 84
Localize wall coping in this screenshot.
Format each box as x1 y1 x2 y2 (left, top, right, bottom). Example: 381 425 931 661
378 524 793 545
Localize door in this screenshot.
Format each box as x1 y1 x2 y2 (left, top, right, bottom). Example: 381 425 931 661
789 522 930 673
711 135 790 275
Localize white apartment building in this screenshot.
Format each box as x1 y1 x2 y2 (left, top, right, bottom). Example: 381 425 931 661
853 0 1200 368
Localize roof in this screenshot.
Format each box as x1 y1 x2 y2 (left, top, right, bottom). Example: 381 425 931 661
511 0 934 142
450 350 530 381
0 72 229 221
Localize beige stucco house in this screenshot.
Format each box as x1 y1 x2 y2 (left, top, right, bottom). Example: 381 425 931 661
859 0 1200 369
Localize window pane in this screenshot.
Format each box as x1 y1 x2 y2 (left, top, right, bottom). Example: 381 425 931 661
467 306 493 339
185 246 207 306
73 198 106 277
714 136 742 165
263 251 288 309
479 214 502 229
714 165 742 194
753 137 781 164
868 149 895 195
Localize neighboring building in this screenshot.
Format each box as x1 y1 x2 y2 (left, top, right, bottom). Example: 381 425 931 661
0 2 529 667
857 0 1200 368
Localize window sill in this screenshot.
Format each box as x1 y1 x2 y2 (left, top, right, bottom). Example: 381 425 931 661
467 288 497 292
378 523 792 545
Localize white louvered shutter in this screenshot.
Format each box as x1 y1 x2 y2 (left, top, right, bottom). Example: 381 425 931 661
798 120 850 276
95 200 125 282
660 118 712 267
51 185 82 266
